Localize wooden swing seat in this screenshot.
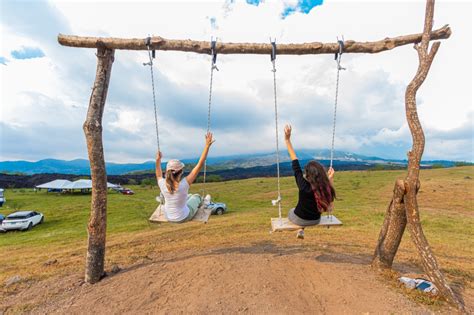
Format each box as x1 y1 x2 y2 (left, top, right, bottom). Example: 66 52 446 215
149 204 212 223
271 215 342 232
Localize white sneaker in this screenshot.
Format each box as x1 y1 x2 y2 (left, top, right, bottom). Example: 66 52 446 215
203 194 211 206
296 229 305 240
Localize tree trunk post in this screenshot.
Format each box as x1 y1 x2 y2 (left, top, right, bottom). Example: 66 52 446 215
84 45 115 284
372 0 465 311
372 180 407 269
403 0 464 310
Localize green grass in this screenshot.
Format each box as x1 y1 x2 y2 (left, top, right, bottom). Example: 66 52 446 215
1 167 473 303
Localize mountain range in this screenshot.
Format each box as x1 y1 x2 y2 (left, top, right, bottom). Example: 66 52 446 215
0 149 464 175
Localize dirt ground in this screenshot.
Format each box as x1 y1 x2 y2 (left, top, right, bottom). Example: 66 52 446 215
3 242 466 314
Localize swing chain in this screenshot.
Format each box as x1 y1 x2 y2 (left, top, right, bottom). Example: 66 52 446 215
270 39 282 222
211 38 219 72
144 36 160 152
203 38 218 188
327 37 345 225
330 37 345 170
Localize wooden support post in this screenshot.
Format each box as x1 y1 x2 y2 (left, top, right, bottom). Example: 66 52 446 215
373 0 465 311
84 45 114 284
372 180 407 269
403 0 464 310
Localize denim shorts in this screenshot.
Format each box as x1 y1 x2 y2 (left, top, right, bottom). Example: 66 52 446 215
288 208 320 226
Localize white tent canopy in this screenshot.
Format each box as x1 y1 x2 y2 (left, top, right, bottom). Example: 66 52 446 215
63 179 119 190
36 179 119 190
36 179 72 189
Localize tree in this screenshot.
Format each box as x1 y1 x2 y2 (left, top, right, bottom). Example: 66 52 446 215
83 45 114 284
372 0 465 311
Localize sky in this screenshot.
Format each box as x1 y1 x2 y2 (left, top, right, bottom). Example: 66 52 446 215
0 0 472 163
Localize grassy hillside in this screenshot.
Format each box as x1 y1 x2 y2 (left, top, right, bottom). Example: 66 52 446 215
1 167 473 305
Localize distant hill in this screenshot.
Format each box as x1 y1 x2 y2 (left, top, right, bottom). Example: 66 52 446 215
0 159 157 176
0 150 468 175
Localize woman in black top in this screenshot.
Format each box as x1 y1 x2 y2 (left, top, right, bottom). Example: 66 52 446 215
284 124 336 239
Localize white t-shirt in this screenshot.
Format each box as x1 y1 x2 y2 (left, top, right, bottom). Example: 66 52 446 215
158 177 190 222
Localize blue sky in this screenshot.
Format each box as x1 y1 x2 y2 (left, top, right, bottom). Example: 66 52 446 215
0 0 472 163
11 47 45 59
246 0 324 17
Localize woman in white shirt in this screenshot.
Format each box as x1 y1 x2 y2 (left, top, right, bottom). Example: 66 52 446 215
155 132 215 222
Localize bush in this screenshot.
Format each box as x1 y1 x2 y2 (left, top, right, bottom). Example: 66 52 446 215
371 164 387 171
455 161 473 167
370 163 405 171
0 171 26 175
127 179 137 185
431 164 444 169
140 178 157 186
195 175 223 183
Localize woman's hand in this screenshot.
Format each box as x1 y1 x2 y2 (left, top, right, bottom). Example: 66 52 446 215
187 132 215 186
284 124 297 160
205 132 215 147
155 151 163 179
284 124 292 141
327 167 335 180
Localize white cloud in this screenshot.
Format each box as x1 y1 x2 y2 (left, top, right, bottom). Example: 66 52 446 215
109 109 146 134
371 125 410 144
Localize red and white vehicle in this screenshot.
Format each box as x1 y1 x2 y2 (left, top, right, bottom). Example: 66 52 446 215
121 188 134 195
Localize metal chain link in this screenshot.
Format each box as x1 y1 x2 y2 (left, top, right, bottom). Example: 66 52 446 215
330 39 345 170
203 60 216 187
145 40 160 152
328 39 345 222
203 40 218 189
270 41 282 222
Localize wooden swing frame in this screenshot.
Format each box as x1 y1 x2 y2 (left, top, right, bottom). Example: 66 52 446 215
57 0 466 311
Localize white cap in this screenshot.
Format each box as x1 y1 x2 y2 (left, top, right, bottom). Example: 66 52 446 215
166 159 185 172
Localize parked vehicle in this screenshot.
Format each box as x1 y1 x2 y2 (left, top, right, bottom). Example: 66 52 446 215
112 186 124 193
207 202 227 215
47 188 63 193
112 186 134 195
0 188 5 207
1 211 44 232
121 188 134 195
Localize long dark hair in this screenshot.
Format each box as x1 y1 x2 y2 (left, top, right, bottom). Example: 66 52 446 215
165 169 183 194
304 161 336 213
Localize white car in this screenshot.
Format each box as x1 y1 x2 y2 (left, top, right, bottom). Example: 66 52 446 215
1 211 44 231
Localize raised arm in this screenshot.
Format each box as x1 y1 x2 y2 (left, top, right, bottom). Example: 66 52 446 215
155 151 163 181
327 167 335 185
327 167 335 211
284 124 297 161
285 124 308 190
186 132 215 185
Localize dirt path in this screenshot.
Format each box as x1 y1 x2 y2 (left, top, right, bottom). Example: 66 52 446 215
2 243 438 314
